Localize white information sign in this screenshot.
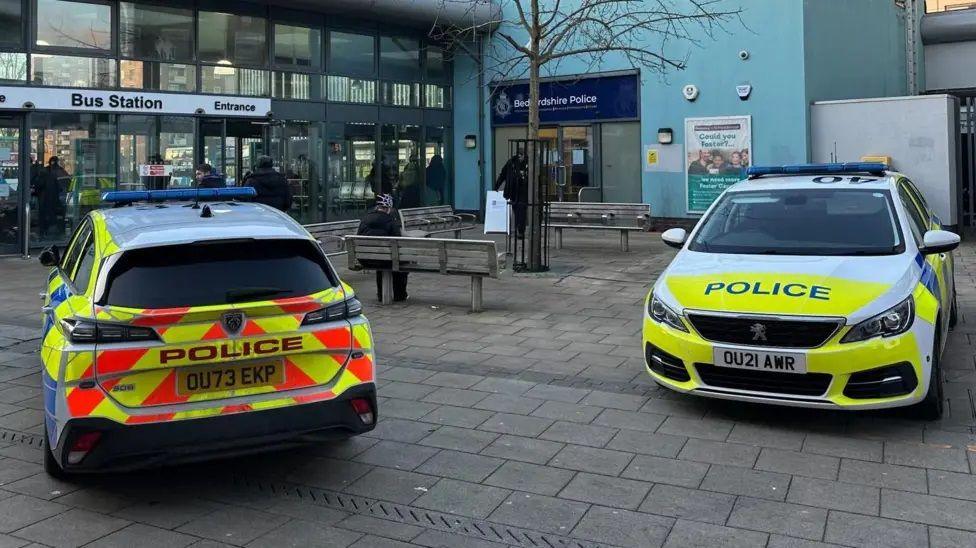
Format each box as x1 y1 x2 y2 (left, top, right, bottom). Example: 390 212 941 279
484 191 509 234
0 86 271 117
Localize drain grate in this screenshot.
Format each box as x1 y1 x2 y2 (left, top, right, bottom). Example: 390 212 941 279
227 474 614 548
0 427 42 449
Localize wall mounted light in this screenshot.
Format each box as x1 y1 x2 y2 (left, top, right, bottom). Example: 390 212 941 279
657 128 674 145
464 134 477 149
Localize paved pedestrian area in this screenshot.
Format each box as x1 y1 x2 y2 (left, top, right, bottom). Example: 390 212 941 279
0 230 974 547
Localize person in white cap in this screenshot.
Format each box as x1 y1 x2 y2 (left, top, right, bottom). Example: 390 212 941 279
356 194 408 301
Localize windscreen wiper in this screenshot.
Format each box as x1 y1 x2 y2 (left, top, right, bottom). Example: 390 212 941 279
226 287 291 303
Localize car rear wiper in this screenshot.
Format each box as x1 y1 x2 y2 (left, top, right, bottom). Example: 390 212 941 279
226 287 291 303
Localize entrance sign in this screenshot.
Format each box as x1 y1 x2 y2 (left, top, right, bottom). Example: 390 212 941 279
685 116 752 214
491 74 640 125
0 86 271 117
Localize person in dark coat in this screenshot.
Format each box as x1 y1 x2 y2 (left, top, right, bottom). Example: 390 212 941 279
243 155 292 212
426 154 446 204
357 194 408 302
195 163 225 189
35 157 66 237
494 152 529 236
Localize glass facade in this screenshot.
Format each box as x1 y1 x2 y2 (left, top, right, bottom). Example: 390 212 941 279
0 0 455 254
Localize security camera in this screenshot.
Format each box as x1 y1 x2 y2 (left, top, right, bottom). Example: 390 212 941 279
194 107 205 115
22 101 34 110
265 111 274 119
682 84 699 102
738 50 750 61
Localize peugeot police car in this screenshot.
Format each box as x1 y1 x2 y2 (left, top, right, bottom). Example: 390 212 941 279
644 164 959 419
39 187 376 476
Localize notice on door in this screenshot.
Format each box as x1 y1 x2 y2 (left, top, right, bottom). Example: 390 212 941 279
139 164 174 177
685 116 752 214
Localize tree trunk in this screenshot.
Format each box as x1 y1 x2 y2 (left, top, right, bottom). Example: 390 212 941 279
525 0 544 270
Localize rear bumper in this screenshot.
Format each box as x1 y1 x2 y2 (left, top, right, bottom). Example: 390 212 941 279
52 383 376 473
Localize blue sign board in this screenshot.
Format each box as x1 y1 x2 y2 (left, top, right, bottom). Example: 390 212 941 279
491 73 640 126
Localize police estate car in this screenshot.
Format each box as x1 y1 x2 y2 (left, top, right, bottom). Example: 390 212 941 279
644 164 959 419
39 188 376 476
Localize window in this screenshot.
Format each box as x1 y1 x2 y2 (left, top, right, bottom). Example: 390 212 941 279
60 220 92 277
273 72 316 100
424 84 450 109
118 115 195 190
31 54 115 87
0 0 23 47
0 53 27 83
36 0 112 50
274 23 320 68
120 60 194 92
689 189 904 256
102 239 336 308
426 46 446 80
200 65 268 96
329 31 374 76
380 37 419 80
898 185 929 241
425 126 449 206
119 3 193 62
198 11 267 66
926 0 976 12
381 82 419 107
326 122 376 221
73 237 97 291
326 75 375 103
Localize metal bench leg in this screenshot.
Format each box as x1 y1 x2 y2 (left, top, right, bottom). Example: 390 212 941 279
471 276 483 312
621 230 630 252
454 229 461 239
555 227 563 249
381 271 394 305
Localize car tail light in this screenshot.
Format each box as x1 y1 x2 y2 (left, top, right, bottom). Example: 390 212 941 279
302 297 363 326
66 431 101 464
350 398 374 425
61 319 159 343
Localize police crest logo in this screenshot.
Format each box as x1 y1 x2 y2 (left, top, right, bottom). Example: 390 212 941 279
222 311 244 335
494 91 512 118
750 323 767 342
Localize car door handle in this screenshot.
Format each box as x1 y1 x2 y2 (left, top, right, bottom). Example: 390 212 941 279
41 305 53 314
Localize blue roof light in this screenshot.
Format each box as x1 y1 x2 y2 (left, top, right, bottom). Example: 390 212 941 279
747 162 888 178
102 187 257 203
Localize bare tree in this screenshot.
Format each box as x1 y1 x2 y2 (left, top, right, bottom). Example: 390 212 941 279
436 0 743 270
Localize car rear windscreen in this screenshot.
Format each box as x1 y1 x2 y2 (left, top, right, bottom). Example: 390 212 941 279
689 189 904 256
100 239 337 308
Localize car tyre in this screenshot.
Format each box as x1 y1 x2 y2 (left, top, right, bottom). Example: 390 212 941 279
912 333 944 421
42 424 68 479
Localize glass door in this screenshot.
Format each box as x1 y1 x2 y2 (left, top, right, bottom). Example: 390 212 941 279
197 119 268 186
562 126 595 202
0 115 22 255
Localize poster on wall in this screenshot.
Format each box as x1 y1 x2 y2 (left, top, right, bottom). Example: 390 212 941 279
685 116 752 214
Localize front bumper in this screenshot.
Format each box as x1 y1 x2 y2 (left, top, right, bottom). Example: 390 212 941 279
52 383 376 473
642 314 934 411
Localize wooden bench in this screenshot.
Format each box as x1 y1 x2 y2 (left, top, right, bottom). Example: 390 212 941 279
345 235 505 312
399 205 477 238
548 202 651 252
305 219 362 257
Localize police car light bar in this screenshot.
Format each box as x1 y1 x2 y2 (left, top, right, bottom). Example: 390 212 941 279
102 187 257 203
747 162 888 179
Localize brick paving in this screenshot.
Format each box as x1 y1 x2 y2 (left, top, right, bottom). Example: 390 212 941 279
0 230 972 546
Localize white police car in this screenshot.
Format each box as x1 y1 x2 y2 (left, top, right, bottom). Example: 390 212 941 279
643 164 959 419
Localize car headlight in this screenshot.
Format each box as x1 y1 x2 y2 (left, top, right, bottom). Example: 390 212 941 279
648 294 689 332
841 296 914 343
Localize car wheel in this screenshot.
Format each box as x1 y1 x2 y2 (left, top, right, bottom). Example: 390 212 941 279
912 334 944 421
42 424 68 479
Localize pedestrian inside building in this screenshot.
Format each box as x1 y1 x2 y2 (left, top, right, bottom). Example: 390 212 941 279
243 155 293 212
195 164 225 189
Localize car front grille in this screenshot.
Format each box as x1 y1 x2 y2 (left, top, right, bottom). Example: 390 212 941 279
695 364 832 397
645 343 691 382
686 313 842 348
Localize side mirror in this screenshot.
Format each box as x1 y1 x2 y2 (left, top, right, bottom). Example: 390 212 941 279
38 245 60 267
661 228 688 250
921 230 960 255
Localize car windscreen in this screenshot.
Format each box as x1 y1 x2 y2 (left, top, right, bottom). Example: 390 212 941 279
100 239 337 308
688 189 904 256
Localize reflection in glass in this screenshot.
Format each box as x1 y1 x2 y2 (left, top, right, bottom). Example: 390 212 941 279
426 46 446 80
118 115 195 191
0 53 27 83
269 122 320 223
120 3 194 61
120 60 194 92
198 11 267 66
29 112 117 245
36 0 112 50
274 24 320 68
425 126 450 206
326 122 376 221
200 65 269 96
380 37 420 80
326 76 376 103
424 84 450 109
381 124 422 208
0 0 22 47
329 32 375 77
31 55 115 88
273 72 315 100
381 82 420 107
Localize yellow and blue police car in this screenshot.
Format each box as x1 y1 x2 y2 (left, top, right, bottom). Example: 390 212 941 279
39 187 376 476
644 163 959 419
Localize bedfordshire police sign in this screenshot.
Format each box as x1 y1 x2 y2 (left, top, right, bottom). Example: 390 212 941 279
491 73 639 125
0 86 270 117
